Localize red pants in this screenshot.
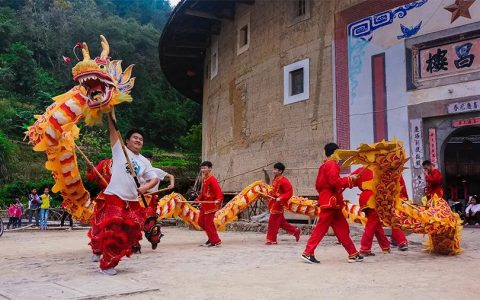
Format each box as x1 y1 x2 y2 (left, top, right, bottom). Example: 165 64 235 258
198 210 221 245
266 213 299 243
391 228 408 246
304 208 358 256
97 194 144 270
88 197 106 254
360 209 390 252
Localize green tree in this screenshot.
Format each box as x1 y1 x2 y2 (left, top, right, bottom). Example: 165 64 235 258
179 123 202 154
0 130 18 183
0 42 37 95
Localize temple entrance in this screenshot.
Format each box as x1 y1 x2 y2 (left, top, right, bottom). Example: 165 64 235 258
443 126 480 204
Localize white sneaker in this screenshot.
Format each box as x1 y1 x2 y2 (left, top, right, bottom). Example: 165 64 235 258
99 268 117 276
91 254 101 262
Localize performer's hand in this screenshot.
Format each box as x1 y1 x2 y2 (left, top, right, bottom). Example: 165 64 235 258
276 197 281 202
137 186 149 195
167 184 174 190
350 174 359 182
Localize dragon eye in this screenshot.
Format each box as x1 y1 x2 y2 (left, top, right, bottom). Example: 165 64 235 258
99 65 105 69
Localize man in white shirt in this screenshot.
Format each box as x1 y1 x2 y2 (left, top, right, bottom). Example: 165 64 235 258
96 109 159 276
465 195 480 225
142 153 175 192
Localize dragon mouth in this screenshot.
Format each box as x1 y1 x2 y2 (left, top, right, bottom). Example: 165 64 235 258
74 72 115 108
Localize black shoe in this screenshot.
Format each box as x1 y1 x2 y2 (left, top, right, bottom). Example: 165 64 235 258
132 245 142 254
348 254 364 263
200 240 211 247
301 254 320 264
207 242 221 247
399 244 409 251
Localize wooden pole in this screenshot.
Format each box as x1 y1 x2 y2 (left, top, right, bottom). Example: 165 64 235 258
144 187 172 196
75 145 109 187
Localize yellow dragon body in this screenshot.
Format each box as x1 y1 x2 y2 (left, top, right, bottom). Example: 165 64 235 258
27 36 135 223
334 140 462 255
156 181 366 231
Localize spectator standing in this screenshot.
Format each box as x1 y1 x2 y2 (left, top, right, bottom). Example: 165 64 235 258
15 197 24 227
28 188 41 226
7 203 18 229
39 187 51 230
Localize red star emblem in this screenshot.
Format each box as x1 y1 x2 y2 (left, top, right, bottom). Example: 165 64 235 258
444 0 476 23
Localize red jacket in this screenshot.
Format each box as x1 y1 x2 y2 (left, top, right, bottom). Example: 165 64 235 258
268 175 293 214
86 159 112 189
315 159 354 209
196 174 223 214
351 167 373 209
425 169 443 198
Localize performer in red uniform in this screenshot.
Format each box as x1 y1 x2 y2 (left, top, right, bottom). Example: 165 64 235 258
351 167 390 256
390 176 409 251
195 161 223 247
265 162 301 245
422 160 444 199
142 153 175 250
301 143 363 264
96 111 159 275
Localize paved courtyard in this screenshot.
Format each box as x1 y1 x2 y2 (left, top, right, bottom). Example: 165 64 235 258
0 226 478 299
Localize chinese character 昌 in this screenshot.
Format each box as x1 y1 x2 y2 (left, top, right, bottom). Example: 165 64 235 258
426 48 448 73
454 42 475 69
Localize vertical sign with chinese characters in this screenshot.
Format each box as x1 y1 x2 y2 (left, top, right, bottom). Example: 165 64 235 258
410 118 424 169
428 128 437 167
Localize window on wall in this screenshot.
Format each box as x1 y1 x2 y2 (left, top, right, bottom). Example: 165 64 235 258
289 0 311 25
290 68 304 95
284 58 309 105
237 13 250 55
210 37 218 80
296 0 306 17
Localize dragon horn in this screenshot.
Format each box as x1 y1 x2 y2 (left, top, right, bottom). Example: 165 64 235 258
81 42 90 61
100 35 110 59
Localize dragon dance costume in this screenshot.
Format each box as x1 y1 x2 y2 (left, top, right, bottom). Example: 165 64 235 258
86 159 111 255
352 167 408 254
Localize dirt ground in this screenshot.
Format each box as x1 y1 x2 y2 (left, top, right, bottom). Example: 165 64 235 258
0 225 478 300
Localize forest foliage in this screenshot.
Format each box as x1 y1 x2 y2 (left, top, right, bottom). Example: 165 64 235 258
0 0 202 206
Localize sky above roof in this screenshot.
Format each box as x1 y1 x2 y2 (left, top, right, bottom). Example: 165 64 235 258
169 0 181 7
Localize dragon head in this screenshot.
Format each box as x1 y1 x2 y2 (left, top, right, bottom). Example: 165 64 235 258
71 35 135 124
